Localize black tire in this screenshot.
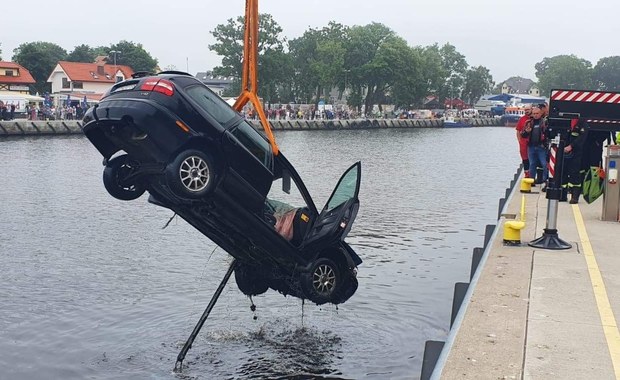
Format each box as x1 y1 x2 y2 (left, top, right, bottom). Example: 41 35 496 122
234 263 269 296
335 272 358 305
301 258 341 305
166 149 215 199
102 154 146 201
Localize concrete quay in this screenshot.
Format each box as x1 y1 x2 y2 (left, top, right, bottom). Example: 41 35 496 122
429 174 620 379
0 120 83 135
0 117 502 136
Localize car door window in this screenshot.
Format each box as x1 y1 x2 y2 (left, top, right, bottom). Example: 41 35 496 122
230 120 272 168
325 163 360 211
266 173 312 243
185 85 238 125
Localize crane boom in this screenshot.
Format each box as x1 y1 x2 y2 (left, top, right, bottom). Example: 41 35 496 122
232 0 279 155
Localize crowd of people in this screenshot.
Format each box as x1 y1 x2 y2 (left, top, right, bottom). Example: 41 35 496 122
515 102 613 204
0 101 17 120
244 105 355 121
26 104 86 121
0 100 87 121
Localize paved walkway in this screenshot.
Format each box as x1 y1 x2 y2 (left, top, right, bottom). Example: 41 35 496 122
436 182 620 379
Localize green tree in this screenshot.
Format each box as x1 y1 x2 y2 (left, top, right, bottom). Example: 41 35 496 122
12 41 68 94
319 22 350 102
415 44 446 98
438 43 468 101
345 22 404 115
288 22 349 105
288 27 322 103
373 38 427 110
109 40 158 72
593 56 620 91
209 13 289 103
535 55 593 95
92 46 111 59
0 43 3 60
67 44 96 63
462 66 494 105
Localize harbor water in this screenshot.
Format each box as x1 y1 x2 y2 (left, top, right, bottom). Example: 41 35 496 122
0 127 519 379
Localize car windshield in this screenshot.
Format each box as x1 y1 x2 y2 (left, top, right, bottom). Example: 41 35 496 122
185 84 238 125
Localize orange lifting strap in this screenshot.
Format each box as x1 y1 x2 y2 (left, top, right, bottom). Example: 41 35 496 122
232 0 280 155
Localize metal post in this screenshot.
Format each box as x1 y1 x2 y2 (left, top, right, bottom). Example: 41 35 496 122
529 130 572 250
109 50 121 82
174 259 236 372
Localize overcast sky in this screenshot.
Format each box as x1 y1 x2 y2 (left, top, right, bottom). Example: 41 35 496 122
2 0 617 83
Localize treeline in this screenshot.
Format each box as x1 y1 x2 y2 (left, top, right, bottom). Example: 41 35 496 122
210 16 495 114
3 16 620 114
4 41 158 94
533 55 620 95
208 15 620 114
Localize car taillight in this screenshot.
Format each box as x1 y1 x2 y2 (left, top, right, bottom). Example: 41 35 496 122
140 79 174 96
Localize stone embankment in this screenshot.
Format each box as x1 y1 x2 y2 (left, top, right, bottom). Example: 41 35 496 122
0 120 84 136
0 118 503 136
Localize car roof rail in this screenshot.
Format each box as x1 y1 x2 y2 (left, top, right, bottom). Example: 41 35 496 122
132 71 154 78
157 70 193 77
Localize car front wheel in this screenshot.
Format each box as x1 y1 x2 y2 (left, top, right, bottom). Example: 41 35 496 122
166 149 215 199
102 154 146 201
301 258 341 305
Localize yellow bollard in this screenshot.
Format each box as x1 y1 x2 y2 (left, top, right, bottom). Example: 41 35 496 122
503 195 527 246
520 177 535 193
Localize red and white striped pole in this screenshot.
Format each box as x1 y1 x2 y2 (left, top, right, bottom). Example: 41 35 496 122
548 138 558 180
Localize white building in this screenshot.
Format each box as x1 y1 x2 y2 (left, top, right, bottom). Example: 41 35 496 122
47 57 134 104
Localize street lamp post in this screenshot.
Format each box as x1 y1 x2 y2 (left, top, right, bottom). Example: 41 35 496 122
109 50 122 82
343 69 351 101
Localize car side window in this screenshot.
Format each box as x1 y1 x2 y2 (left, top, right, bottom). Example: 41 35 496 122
267 176 309 213
185 85 238 125
230 120 272 168
265 175 311 242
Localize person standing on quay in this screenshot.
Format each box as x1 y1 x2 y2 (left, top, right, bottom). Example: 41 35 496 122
515 104 533 178
521 106 548 185
562 119 587 203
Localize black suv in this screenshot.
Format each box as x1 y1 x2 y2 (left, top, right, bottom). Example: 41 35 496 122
82 72 362 305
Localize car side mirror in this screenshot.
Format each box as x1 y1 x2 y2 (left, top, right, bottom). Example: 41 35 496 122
282 169 291 194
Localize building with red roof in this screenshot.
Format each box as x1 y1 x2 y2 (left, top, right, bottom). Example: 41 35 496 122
0 61 36 94
47 57 134 102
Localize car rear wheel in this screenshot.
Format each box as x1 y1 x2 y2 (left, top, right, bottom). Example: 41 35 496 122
301 258 341 305
102 154 146 201
166 149 215 199
234 263 269 296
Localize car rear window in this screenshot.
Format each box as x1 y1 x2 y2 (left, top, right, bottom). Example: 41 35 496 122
109 79 139 93
185 85 238 126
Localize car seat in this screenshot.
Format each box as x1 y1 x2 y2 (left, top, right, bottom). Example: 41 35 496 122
290 207 312 246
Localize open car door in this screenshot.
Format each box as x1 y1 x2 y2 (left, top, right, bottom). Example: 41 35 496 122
303 162 361 247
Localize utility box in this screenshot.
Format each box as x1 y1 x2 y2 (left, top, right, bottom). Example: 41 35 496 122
602 145 620 222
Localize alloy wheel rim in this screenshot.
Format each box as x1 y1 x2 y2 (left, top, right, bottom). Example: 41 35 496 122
118 164 138 191
179 156 210 192
312 264 336 294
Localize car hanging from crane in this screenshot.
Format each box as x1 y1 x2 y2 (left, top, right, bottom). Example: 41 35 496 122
81 0 363 369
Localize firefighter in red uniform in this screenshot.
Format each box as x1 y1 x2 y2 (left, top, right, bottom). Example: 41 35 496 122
515 104 533 178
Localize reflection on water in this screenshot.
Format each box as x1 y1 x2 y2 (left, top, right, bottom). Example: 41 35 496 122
0 128 519 379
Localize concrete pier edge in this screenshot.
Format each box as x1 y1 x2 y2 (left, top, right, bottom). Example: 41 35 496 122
421 164 523 380
0 120 84 136
0 118 504 136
